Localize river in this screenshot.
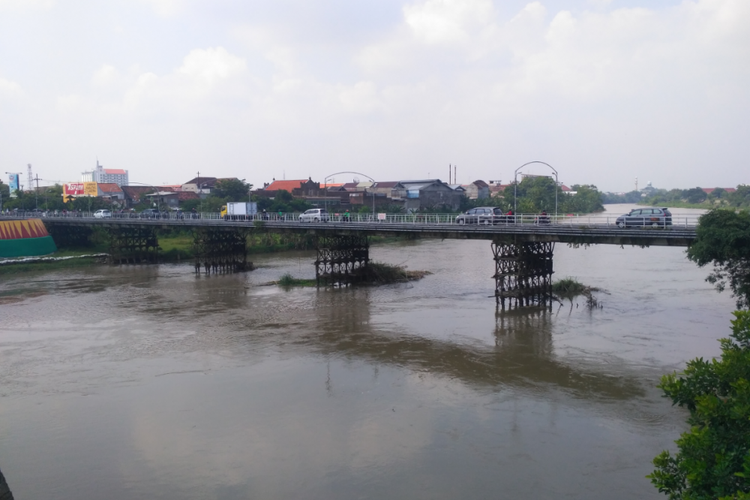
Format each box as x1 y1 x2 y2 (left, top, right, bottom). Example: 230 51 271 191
0 205 736 499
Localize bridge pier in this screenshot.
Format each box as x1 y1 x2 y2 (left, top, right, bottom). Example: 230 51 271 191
47 224 93 248
492 240 554 310
108 226 159 264
192 228 248 274
315 234 369 287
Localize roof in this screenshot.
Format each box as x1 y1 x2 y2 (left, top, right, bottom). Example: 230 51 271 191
449 184 467 191
702 187 737 193
177 192 200 201
264 180 307 191
561 185 571 192
372 181 399 189
121 185 155 202
183 177 217 186
103 169 127 175
97 183 123 193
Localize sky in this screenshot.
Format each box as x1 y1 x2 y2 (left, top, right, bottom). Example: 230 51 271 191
0 0 747 192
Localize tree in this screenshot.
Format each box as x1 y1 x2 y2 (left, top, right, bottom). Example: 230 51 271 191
563 184 604 213
687 209 750 309
504 177 559 213
685 187 708 204
648 310 750 499
212 179 251 201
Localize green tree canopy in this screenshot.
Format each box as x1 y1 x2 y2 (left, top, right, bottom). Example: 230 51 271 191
649 310 750 499
563 184 604 213
687 209 750 309
212 178 251 201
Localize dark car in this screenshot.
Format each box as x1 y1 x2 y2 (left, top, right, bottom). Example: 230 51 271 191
616 207 672 228
140 208 161 219
456 207 506 225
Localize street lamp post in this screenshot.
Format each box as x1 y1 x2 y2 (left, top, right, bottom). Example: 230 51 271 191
324 171 376 219
513 161 559 219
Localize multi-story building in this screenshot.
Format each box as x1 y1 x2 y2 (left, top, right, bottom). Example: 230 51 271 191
81 161 129 187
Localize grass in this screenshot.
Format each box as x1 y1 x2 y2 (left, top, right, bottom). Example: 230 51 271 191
268 262 431 288
551 277 590 295
276 273 317 287
0 252 108 275
551 276 605 310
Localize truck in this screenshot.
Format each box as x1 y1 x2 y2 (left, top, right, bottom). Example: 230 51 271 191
220 202 258 221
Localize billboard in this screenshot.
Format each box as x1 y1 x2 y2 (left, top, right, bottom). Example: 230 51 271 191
63 183 85 196
8 173 19 198
83 182 98 196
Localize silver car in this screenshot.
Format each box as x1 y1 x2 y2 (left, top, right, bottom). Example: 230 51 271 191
456 207 504 225
299 208 329 222
616 207 672 228
93 209 112 219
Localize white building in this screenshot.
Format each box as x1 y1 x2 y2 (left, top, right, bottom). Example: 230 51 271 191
81 161 129 187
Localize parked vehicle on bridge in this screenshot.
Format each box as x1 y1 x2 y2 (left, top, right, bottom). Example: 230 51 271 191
221 202 258 221
139 208 161 219
456 207 507 225
299 208 329 222
93 209 112 219
616 207 672 228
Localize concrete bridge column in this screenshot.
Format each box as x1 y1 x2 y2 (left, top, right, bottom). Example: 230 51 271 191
315 234 369 287
108 226 159 264
492 240 554 310
192 228 248 274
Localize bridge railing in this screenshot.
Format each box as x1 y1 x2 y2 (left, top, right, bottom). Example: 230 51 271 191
2 210 702 227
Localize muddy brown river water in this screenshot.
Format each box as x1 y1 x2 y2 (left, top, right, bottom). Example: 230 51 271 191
0 205 737 499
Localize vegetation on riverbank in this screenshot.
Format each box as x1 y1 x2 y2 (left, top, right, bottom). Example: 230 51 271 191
687 208 750 309
268 262 431 288
649 310 750 499
0 252 108 275
551 277 603 309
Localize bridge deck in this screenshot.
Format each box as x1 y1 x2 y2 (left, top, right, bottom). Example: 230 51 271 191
35 217 696 247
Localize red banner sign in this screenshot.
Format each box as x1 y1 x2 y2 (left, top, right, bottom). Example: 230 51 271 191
64 183 85 195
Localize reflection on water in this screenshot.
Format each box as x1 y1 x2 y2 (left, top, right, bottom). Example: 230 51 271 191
0 238 736 499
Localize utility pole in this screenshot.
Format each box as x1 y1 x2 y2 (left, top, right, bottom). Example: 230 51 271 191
33 174 41 209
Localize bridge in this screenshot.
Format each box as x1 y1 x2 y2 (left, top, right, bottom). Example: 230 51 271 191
10 212 700 310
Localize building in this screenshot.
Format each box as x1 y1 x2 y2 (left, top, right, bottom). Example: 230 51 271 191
391 179 462 211
462 180 490 200
181 177 218 196
97 183 125 201
81 161 129 187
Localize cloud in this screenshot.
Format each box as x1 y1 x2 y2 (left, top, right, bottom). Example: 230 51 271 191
403 0 494 44
178 47 248 85
92 65 119 86
138 0 184 17
0 76 23 98
0 0 54 11
1 0 748 190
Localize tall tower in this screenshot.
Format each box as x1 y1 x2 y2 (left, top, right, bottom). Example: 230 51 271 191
27 164 33 192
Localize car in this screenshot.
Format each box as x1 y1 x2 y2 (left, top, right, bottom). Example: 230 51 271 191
93 209 112 218
139 208 161 219
616 207 672 228
456 207 507 225
299 208 329 222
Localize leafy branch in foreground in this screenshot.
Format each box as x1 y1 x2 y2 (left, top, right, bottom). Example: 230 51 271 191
648 310 750 499
687 209 750 309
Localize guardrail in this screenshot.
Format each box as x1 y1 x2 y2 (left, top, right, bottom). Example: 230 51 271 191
1 210 701 228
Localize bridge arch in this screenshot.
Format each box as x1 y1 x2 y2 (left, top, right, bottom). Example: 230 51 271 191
513 161 559 217
324 171 377 214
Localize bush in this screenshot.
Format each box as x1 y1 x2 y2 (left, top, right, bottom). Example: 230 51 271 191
648 311 750 499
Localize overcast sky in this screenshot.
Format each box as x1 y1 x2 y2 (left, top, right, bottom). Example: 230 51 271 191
0 0 747 192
